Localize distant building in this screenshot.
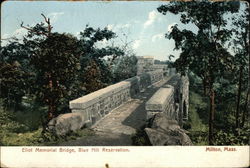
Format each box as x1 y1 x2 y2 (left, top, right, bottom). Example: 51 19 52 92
137 56 155 75
137 56 169 76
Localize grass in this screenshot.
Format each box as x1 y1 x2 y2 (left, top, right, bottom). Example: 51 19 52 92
187 91 209 145
1 128 44 146
0 98 95 146
188 91 208 132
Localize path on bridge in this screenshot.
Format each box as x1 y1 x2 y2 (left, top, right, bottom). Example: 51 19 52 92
59 77 170 146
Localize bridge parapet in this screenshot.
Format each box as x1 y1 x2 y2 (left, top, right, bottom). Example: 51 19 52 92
69 70 164 128
145 74 189 126
146 86 175 120
70 81 131 126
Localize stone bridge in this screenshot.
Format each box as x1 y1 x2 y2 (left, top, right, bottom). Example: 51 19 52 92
48 56 189 145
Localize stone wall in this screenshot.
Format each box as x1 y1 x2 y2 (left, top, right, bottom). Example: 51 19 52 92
137 56 154 75
180 75 189 121
69 70 164 128
70 81 131 127
137 56 170 76
145 74 189 126
146 86 175 120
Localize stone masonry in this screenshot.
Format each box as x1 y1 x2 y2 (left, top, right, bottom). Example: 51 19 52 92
48 56 189 136
145 74 189 126
69 70 164 129
146 86 175 120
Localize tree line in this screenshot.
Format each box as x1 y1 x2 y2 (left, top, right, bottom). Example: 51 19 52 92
157 0 249 145
0 14 137 126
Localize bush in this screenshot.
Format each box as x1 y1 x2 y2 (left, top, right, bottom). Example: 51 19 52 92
1 129 44 146
188 131 208 145
214 126 250 145
131 127 151 146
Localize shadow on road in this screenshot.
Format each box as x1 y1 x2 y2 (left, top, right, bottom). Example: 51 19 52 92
122 80 168 130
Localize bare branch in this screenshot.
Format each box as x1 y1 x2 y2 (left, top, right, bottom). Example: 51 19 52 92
41 13 52 35
20 13 53 37
41 14 48 23
21 22 49 37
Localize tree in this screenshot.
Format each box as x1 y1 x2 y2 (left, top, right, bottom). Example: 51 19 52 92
112 55 137 82
21 14 81 121
0 41 33 110
83 60 104 93
157 0 240 144
230 5 249 128
78 25 124 89
0 62 26 110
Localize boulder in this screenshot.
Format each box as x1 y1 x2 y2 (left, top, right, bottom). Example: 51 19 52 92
145 128 181 145
145 113 192 145
48 113 84 136
149 113 180 131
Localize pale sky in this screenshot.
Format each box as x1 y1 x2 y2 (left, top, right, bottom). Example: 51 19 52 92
1 1 225 61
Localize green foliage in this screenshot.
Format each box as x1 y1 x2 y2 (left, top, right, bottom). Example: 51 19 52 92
29 33 81 115
131 129 151 146
0 62 27 109
14 100 47 131
0 103 36 145
0 103 94 145
0 14 133 145
1 128 45 146
188 72 249 145
83 60 105 93
157 0 244 144
112 55 138 82
189 131 208 145
158 0 240 85
79 25 124 87
186 90 208 145
189 91 209 126
214 126 250 145
42 128 95 145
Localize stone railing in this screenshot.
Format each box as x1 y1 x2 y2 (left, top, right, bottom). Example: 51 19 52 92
145 74 189 126
70 70 163 127
146 85 175 120
70 81 131 127
47 70 164 136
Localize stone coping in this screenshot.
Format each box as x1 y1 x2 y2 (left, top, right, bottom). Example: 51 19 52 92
146 87 174 111
70 70 164 110
70 81 131 109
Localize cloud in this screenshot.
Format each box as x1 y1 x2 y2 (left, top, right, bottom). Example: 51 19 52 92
132 39 141 49
167 23 178 32
2 28 28 40
144 10 160 28
47 12 64 23
107 23 131 32
1 33 10 39
13 27 28 36
152 33 164 42
95 39 108 47
107 24 114 30
1 28 28 46
1 34 11 46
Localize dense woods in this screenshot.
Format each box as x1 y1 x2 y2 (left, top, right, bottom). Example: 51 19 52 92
158 0 249 145
0 0 249 145
0 14 137 145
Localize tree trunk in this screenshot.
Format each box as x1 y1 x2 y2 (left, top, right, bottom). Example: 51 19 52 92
236 66 243 128
48 98 55 120
241 88 249 127
47 77 55 120
209 89 215 145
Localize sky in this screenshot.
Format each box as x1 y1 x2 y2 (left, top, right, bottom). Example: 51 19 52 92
1 1 198 61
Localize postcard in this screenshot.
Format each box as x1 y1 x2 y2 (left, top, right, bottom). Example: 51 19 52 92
0 0 249 167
